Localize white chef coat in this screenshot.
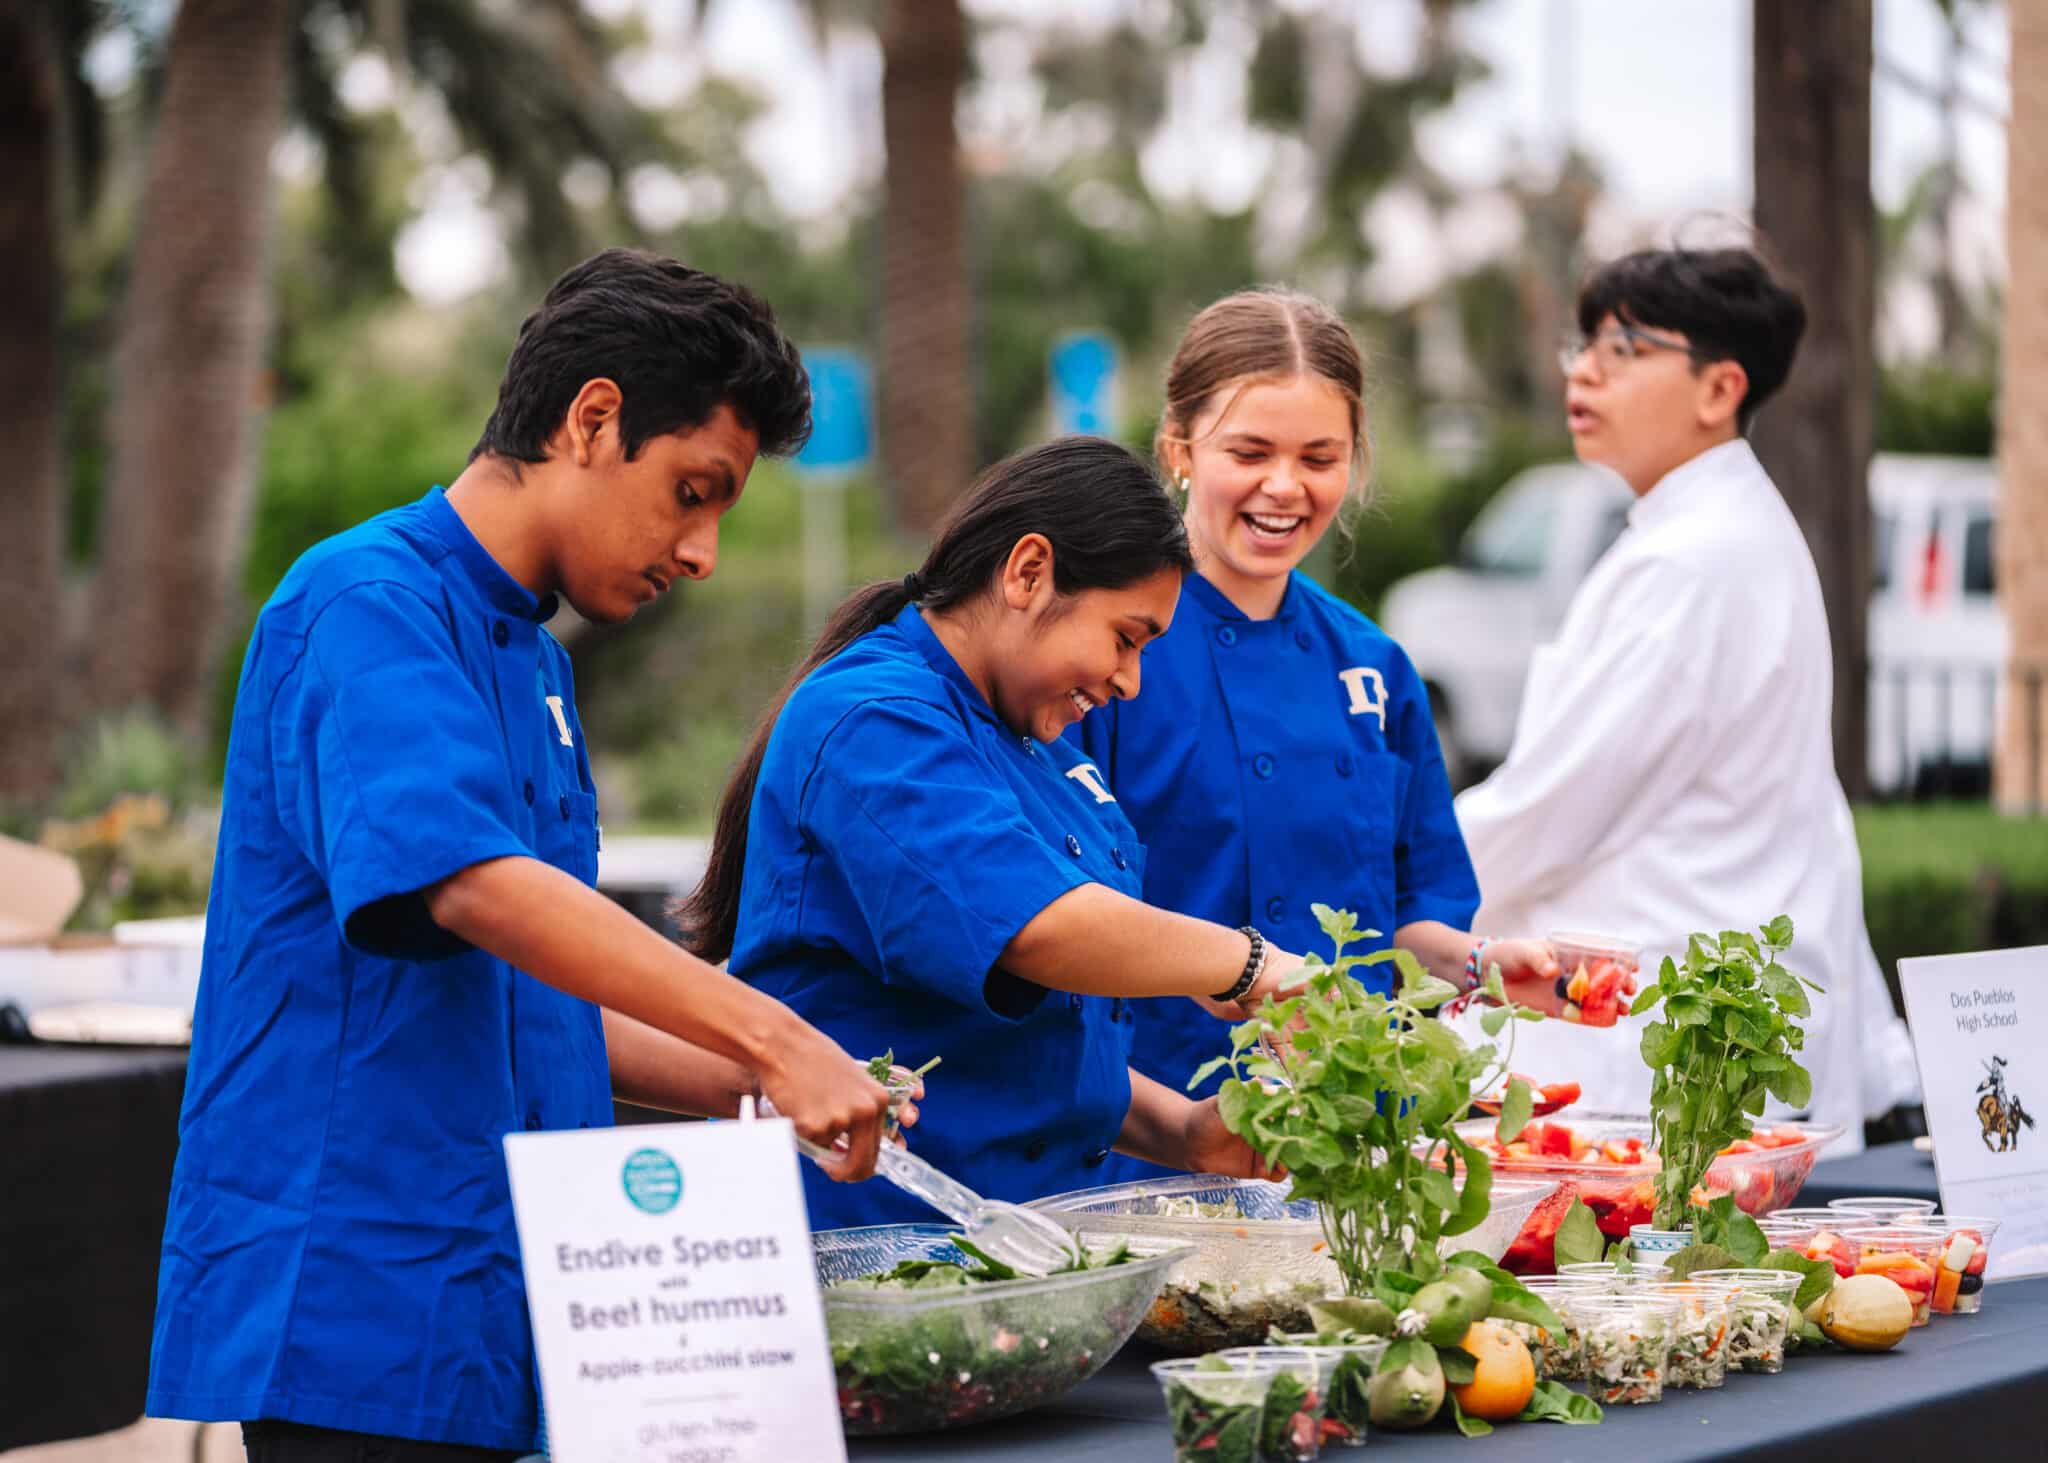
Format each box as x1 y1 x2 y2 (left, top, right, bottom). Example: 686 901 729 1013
1451 439 1919 1155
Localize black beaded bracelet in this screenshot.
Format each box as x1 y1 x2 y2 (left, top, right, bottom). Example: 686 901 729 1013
1212 925 1266 1003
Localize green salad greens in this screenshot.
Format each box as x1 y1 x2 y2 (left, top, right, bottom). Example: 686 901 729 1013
826 1236 1145 1435
1161 1357 1320 1463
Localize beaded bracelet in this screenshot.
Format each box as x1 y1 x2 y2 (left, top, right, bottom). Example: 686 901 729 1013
1463 937 1493 993
1212 925 1266 1002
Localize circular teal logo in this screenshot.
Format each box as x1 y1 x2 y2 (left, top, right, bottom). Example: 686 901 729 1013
621 1148 682 1214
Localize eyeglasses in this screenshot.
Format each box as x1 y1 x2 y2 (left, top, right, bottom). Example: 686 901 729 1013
1557 324 1706 376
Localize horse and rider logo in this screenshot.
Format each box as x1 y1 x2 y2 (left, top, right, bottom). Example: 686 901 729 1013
1976 1056 2034 1153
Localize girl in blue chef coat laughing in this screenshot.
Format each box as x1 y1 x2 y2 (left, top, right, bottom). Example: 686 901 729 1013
674 437 1305 1230
1069 289 1571 1185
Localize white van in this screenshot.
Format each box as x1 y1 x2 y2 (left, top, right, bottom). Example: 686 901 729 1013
1379 454 2003 794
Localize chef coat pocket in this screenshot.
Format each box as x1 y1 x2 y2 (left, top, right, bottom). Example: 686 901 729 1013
1346 749 1411 927
537 787 600 885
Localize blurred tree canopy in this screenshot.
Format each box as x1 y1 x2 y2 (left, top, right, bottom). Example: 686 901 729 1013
3 0 1999 828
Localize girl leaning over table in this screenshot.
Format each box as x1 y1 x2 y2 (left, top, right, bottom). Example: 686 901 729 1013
672 437 1303 1231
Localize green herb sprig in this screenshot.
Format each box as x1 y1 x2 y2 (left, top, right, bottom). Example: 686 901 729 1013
1627 917 1818 1230
1191 903 1542 1290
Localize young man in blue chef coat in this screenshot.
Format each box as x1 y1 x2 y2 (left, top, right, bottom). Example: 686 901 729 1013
146 250 899 1463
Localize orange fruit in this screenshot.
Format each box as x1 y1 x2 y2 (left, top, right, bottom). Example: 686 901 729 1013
1449 1320 1536 1421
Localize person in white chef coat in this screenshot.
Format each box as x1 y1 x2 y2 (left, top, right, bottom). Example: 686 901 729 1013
1451 246 1918 1154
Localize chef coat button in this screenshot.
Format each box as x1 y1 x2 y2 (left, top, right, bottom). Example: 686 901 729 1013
522 780 535 805
1216 626 1238 647
1335 754 1353 778
524 1111 543 1130
1069 993 1083 1012
1026 1138 1048 1162
1295 630 1312 651
1267 897 1287 922
1065 834 1082 858
492 620 510 648
1085 1148 1110 1167
1111 845 1128 870
559 794 571 820
1253 754 1275 780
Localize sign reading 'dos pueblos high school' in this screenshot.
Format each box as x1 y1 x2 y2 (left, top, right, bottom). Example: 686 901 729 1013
1900 945 2048 1282
504 1120 847 1463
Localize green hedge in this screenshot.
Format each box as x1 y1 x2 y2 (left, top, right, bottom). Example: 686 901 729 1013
1857 803 2048 1015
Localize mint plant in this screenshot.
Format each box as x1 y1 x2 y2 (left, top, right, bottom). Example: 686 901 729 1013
1628 917 1818 1230
1191 903 1544 1290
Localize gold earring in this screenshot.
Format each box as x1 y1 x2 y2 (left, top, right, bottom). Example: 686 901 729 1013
1175 472 1191 492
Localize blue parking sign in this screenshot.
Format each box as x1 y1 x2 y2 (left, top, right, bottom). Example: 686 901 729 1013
796 346 872 474
1049 331 1119 437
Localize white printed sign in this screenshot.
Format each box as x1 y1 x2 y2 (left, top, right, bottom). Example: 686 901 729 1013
504 1120 848 1463
1899 946 2048 1281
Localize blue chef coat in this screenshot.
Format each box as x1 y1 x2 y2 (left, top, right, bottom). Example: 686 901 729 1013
147 488 611 1452
1071 570 1479 1179
733 605 1146 1230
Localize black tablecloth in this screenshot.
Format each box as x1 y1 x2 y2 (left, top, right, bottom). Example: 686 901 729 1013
0 1045 189 1451
1798 1140 1941 1207
848 1277 2048 1462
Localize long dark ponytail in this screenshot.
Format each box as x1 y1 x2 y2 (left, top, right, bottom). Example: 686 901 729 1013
673 435 1193 962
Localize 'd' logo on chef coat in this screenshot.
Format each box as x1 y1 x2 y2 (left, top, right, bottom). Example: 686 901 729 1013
1338 667 1387 732
1065 762 1117 805
544 694 574 747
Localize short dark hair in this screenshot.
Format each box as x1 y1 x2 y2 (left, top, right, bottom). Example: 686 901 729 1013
470 248 812 465
1576 247 1807 431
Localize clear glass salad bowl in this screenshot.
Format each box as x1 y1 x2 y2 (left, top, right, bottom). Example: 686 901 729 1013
1026 1173 1558 1352
812 1223 1188 1435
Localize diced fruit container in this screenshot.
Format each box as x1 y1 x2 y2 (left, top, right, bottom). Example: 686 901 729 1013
1547 931 1641 1027
1028 1174 1557 1353
1838 1223 1944 1327
1826 1195 1939 1223
1920 1216 1999 1315
813 1224 1189 1435
1454 1111 1844 1273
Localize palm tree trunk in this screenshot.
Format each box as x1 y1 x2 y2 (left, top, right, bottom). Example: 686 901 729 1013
1997 0 2048 814
1751 0 1876 800
0 2 70 803
88 0 291 733
879 0 972 535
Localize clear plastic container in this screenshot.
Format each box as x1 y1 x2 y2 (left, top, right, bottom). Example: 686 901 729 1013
1840 1222 1944 1326
1827 1195 1940 1223
814 1224 1188 1435
1690 1269 1803 1373
1257 1336 1389 1450
1556 1259 1670 1290
1457 1111 1845 1271
1922 1215 2001 1315
1547 931 1642 1026
1212 1348 1334 1460
1154 1353 1321 1463
1028 1173 1556 1352
1499 1274 1606 1380
1618 1280 1738 1389
1565 1293 1683 1405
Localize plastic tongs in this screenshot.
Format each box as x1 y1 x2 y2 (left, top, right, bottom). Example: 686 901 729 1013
745 1095 1082 1277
